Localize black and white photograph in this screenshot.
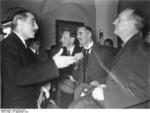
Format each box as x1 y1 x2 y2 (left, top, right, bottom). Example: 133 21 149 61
0 0 150 111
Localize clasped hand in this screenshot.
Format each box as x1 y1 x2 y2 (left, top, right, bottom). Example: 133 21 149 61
53 48 79 69
92 84 106 101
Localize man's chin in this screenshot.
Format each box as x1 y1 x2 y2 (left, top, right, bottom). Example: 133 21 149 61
31 34 36 38
113 31 119 36
28 36 35 39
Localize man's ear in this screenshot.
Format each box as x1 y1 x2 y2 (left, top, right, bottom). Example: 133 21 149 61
12 15 24 27
12 15 19 25
129 18 136 27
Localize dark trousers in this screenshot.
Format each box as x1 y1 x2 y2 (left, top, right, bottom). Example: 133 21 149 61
56 89 74 108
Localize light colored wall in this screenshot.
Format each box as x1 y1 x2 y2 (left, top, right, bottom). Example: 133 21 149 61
95 0 119 47
1 0 96 49
39 0 96 49
118 0 150 26
1 0 119 48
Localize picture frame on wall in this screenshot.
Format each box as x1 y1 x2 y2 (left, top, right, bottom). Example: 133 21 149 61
56 20 84 46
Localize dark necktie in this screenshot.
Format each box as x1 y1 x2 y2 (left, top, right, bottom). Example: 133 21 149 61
83 49 90 82
35 50 39 55
67 50 71 56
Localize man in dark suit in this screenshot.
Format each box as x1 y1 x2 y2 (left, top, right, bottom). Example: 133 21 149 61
69 8 150 108
59 30 82 81
52 30 82 108
72 26 115 101
101 8 150 108
1 9 76 108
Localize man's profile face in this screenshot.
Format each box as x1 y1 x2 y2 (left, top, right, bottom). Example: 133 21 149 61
113 9 133 38
20 12 38 39
61 31 73 47
77 27 88 47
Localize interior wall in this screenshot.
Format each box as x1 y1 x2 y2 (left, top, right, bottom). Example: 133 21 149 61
95 0 119 47
39 0 96 49
2 0 149 49
118 0 150 28
1 0 96 49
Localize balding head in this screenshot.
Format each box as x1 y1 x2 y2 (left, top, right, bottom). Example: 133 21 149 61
113 8 144 43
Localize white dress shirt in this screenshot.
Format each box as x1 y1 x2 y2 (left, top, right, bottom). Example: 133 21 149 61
67 45 75 55
84 41 94 54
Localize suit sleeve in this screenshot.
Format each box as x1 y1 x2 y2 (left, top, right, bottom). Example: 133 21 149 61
125 45 149 99
96 46 115 71
2 42 59 86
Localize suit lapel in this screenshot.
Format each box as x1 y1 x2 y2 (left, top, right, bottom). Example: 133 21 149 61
112 34 141 67
72 46 77 56
130 40 149 79
83 43 96 75
10 32 38 64
10 32 27 50
27 48 40 63
87 43 98 66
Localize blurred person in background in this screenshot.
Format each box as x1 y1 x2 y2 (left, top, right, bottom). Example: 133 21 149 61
103 38 114 47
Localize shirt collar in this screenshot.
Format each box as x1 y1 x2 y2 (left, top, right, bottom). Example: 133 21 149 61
84 41 94 50
29 47 36 53
67 45 75 55
13 31 27 48
84 41 94 54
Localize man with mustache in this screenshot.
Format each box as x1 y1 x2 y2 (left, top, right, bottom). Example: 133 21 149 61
1 9 76 108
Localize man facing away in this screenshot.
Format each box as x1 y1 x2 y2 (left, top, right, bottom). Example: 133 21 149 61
69 8 150 108
1 9 76 108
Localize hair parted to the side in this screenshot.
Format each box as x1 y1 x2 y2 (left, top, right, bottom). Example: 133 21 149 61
63 29 77 38
12 9 32 30
78 25 93 34
77 25 93 41
130 8 145 31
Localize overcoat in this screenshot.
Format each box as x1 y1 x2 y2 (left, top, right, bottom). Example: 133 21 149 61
1 32 59 108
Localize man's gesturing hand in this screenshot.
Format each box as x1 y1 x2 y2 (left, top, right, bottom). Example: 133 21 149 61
53 48 77 69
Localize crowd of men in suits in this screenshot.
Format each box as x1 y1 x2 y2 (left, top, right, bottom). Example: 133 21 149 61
1 7 150 108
